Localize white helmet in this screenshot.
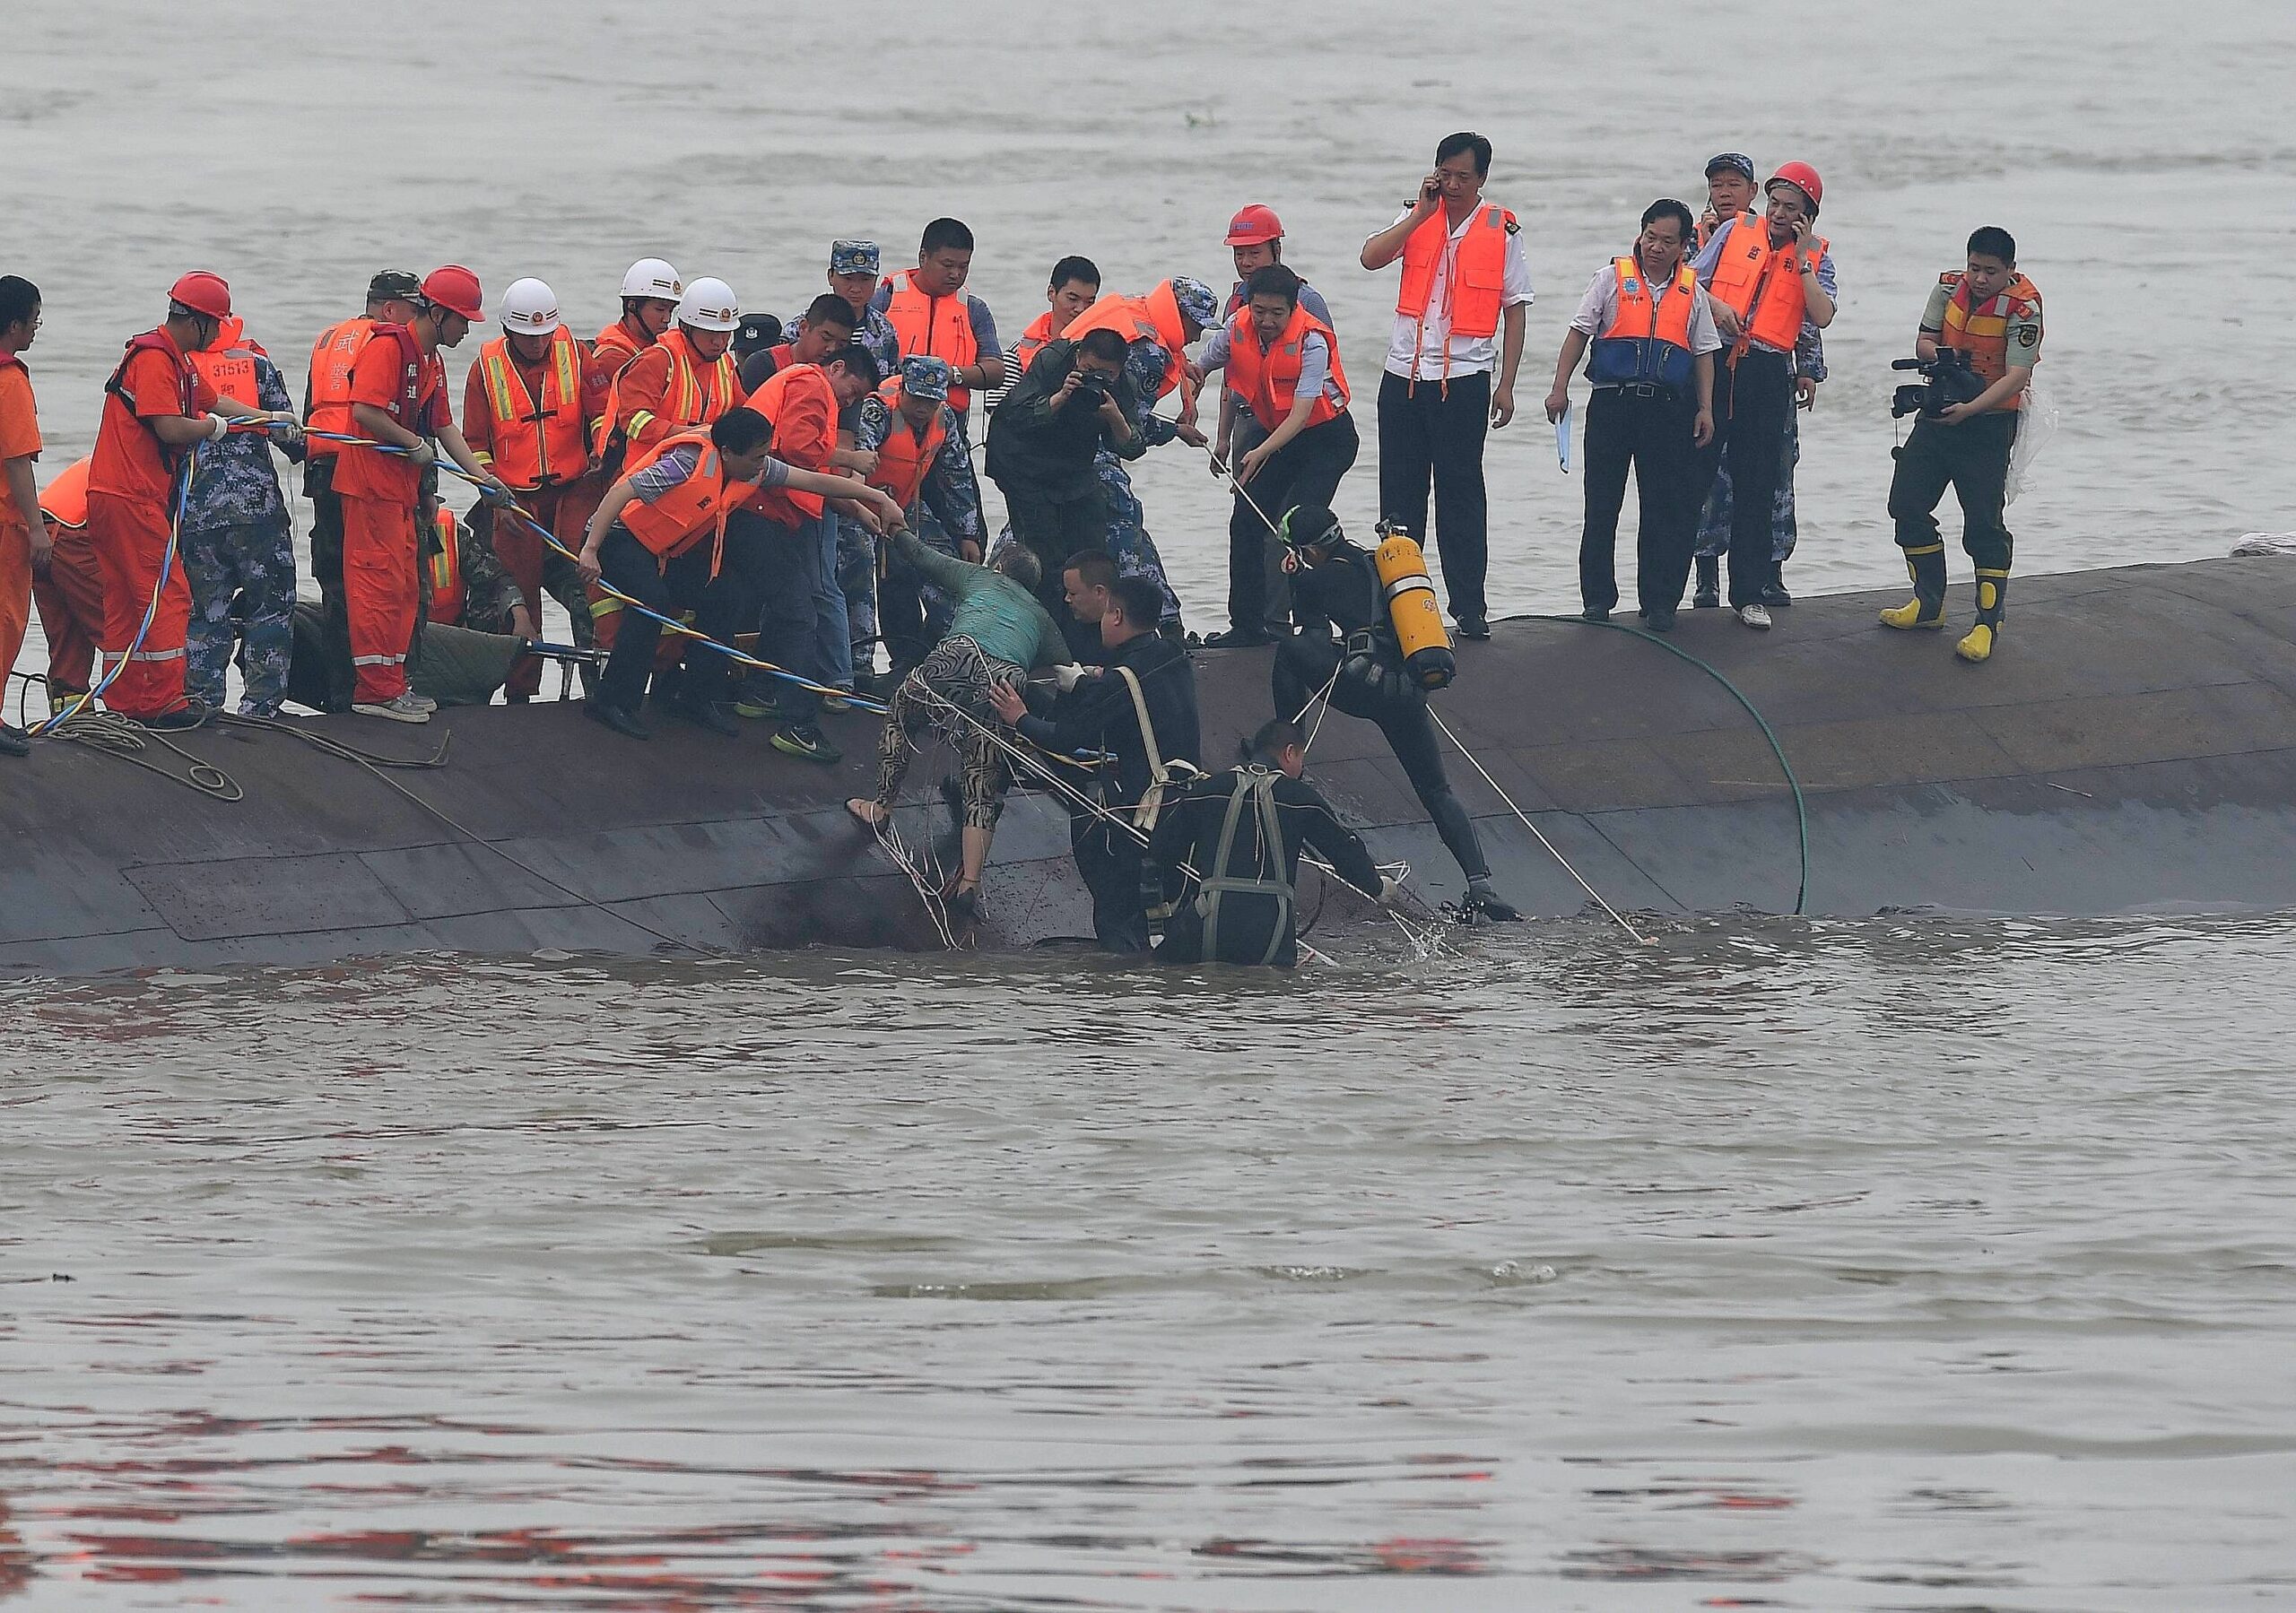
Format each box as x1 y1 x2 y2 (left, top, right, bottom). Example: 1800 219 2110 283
674 276 740 333
499 277 563 337
620 257 683 301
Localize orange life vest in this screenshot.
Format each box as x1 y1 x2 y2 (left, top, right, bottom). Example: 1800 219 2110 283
1939 270 2041 411
306 317 376 459
608 327 742 454
474 329 590 490
39 456 91 530
882 270 980 412
357 323 442 438
1396 204 1515 341
591 317 651 372
618 429 748 577
1224 302 1350 432
868 377 947 511
102 329 203 476
1063 282 1193 403
738 364 838 524
426 505 464 627
1706 212 1828 360
1011 310 1057 377
187 317 265 411
1587 257 1699 390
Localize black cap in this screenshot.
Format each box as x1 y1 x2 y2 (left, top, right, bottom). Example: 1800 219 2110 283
367 269 422 302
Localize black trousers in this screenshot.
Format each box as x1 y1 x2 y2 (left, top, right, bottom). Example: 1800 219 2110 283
1578 386 1699 617
1073 813 1150 953
1273 634 1489 883
1690 350 1794 607
1887 412 2017 572
998 476 1108 616
595 526 744 713
724 508 820 722
1377 369 1491 623
1228 412 1359 633
303 456 356 713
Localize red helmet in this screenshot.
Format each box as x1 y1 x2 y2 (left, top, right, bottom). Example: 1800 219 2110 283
1766 161 1824 216
1223 204 1284 247
421 264 485 323
168 271 232 320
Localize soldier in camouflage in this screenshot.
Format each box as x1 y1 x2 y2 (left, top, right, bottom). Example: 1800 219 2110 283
857 356 985 673
183 341 304 717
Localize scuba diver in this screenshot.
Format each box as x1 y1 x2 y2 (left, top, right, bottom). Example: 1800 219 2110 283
1152 717 1401 968
1269 503 1521 922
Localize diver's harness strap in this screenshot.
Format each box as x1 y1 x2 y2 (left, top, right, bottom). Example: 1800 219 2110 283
1109 663 1198 836
1196 764 1292 967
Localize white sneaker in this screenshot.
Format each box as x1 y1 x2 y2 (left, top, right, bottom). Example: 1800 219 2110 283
352 691 432 724
404 690 439 715
1736 603 1773 631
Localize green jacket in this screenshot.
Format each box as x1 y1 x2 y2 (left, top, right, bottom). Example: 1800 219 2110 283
891 530 1070 670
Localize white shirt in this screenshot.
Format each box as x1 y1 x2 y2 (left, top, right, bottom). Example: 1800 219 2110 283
1568 261 1724 371
1381 202 1535 381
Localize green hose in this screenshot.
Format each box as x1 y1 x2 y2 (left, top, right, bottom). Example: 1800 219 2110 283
1501 614 1811 916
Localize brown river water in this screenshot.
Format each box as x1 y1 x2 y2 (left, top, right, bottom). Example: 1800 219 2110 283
7 1 2296 1606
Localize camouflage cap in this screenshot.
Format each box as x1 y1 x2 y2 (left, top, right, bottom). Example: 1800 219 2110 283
829 239 881 277
1169 274 1220 332
367 269 422 301
899 354 952 403
1704 152 1757 183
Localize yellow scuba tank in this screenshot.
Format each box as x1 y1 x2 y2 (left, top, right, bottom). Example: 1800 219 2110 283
1373 525 1456 690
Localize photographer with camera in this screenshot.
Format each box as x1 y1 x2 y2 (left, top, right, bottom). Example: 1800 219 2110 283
1880 226 2042 663
985 325 1144 637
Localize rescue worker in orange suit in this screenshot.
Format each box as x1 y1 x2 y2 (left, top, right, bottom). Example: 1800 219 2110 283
870 218 1004 438
33 459 103 713
1881 226 2042 664
85 272 285 728
1199 264 1360 644
1544 200 1722 630
1690 161 1838 631
591 276 744 670
586 257 681 464
306 269 423 712
461 277 596 702
572 406 891 741
0 275 46 755
336 264 509 724
721 344 900 765
1360 131 1534 639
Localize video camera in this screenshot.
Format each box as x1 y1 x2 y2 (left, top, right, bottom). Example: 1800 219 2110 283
1890 349 1987 420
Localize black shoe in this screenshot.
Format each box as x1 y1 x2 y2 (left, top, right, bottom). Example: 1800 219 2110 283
142 699 211 733
1457 616 1492 640
585 697 651 740
1692 587 1720 609
1463 877 1521 922
1581 606 1610 624
0 723 28 758
771 722 842 764
1643 608 1677 633
1197 628 1273 649
671 698 742 737
1761 583 1793 607
1692 553 1720 609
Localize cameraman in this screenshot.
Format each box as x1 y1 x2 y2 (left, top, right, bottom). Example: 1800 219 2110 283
1880 226 2042 664
985 325 1143 629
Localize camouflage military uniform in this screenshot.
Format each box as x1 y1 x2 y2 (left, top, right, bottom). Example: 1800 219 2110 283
1094 335 1185 623
183 351 300 715
857 374 984 661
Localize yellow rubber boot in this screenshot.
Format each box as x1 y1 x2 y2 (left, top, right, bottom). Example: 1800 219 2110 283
1878 544 1947 629
1955 568 2009 663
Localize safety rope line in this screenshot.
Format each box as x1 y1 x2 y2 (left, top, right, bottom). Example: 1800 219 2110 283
44 707 242 801
1503 612 1811 916
283 426 890 716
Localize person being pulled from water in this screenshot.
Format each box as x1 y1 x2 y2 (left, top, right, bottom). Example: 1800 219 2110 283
1271 504 1520 922
1880 225 2042 665
846 529 1074 916
987 574 1200 953
1151 717 1399 968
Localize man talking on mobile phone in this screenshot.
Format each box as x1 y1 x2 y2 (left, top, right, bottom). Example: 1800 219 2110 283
1359 131 1533 641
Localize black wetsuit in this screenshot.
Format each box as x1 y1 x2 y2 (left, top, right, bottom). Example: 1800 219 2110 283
1274 542 1492 883
1152 766 1380 967
1015 630 1201 952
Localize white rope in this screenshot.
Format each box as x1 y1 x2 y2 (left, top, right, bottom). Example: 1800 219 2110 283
1425 706 1650 946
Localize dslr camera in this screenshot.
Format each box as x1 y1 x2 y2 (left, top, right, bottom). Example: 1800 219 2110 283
1890 349 1987 420
1071 367 1114 400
